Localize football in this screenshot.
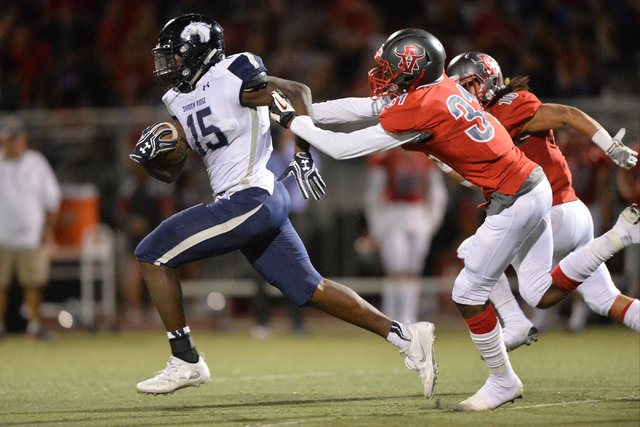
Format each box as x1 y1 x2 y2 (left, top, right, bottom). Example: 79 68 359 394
154 121 189 165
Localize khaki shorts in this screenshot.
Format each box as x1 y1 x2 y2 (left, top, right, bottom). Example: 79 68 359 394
0 245 50 288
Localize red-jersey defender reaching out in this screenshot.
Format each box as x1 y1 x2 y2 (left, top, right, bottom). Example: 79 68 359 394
269 28 640 411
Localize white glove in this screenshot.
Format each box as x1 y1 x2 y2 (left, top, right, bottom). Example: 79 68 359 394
593 128 638 169
607 129 638 169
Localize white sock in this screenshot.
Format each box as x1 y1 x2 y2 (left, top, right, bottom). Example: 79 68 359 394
622 299 640 332
558 234 618 283
387 321 411 351
470 322 511 373
490 274 530 327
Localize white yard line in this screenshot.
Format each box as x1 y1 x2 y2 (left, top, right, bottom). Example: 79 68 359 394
502 395 639 410
213 369 401 382
247 418 335 427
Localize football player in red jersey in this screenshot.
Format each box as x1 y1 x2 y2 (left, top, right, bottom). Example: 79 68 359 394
365 147 448 324
269 28 640 410
446 52 639 345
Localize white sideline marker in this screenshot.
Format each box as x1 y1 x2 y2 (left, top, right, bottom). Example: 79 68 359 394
502 395 639 410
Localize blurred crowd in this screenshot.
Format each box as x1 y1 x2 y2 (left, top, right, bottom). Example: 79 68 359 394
0 0 638 332
0 0 638 110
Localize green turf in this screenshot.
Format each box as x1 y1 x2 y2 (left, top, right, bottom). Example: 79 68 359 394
1 323 638 426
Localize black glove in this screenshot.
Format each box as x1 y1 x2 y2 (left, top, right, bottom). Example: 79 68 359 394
278 152 327 200
408 131 433 145
130 122 178 164
269 90 296 128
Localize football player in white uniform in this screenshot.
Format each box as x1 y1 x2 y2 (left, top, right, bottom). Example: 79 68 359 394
129 14 437 399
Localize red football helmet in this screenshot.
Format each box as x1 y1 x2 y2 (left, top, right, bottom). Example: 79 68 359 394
368 29 446 98
446 51 505 105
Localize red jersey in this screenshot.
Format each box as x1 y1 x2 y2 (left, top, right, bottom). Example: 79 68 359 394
379 75 537 202
368 148 434 203
487 91 578 206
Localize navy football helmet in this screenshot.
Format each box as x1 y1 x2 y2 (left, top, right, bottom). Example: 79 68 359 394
152 13 225 92
368 29 446 97
446 51 505 105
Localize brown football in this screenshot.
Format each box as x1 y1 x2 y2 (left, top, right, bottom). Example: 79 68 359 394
154 121 189 165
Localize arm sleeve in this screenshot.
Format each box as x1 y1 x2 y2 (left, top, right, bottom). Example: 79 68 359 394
289 115 421 160
312 97 387 124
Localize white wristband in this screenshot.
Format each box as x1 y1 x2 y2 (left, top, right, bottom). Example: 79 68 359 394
592 128 614 153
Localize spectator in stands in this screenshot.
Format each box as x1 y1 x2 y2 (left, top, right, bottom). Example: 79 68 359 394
0 1 637 109
0 115 61 340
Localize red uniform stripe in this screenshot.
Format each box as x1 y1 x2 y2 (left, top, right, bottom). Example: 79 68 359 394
465 304 499 334
551 264 580 294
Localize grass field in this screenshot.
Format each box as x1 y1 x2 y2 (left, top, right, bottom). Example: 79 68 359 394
1 322 638 426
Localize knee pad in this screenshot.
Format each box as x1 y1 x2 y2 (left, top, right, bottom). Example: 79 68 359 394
451 267 494 306
456 236 473 260
576 264 618 316
518 283 543 308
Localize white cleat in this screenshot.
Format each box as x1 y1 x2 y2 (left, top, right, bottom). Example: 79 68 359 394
401 322 438 399
457 375 523 411
503 324 538 352
609 204 640 249
137 354 210 395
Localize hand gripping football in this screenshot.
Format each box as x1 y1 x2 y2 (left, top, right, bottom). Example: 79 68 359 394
154 121 189 165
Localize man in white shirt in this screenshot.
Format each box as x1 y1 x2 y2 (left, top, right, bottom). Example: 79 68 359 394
0 115 61 340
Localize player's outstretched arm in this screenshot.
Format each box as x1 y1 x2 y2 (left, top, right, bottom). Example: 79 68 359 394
522 103 637 169
242 77 326 200
242 75 313 152
242 76 312 115
269 90 326 200
313 97 387 126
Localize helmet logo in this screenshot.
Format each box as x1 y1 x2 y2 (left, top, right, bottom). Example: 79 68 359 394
473 54 499 76
181 22 211 43
394 45 425 74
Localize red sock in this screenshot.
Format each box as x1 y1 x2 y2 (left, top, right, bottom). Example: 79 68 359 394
551 265 580 294
465 304 498 334
619 301 634 322
611 294 635 322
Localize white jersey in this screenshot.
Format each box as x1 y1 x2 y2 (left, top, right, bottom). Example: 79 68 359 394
162 52 274 200
0 149 61 249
